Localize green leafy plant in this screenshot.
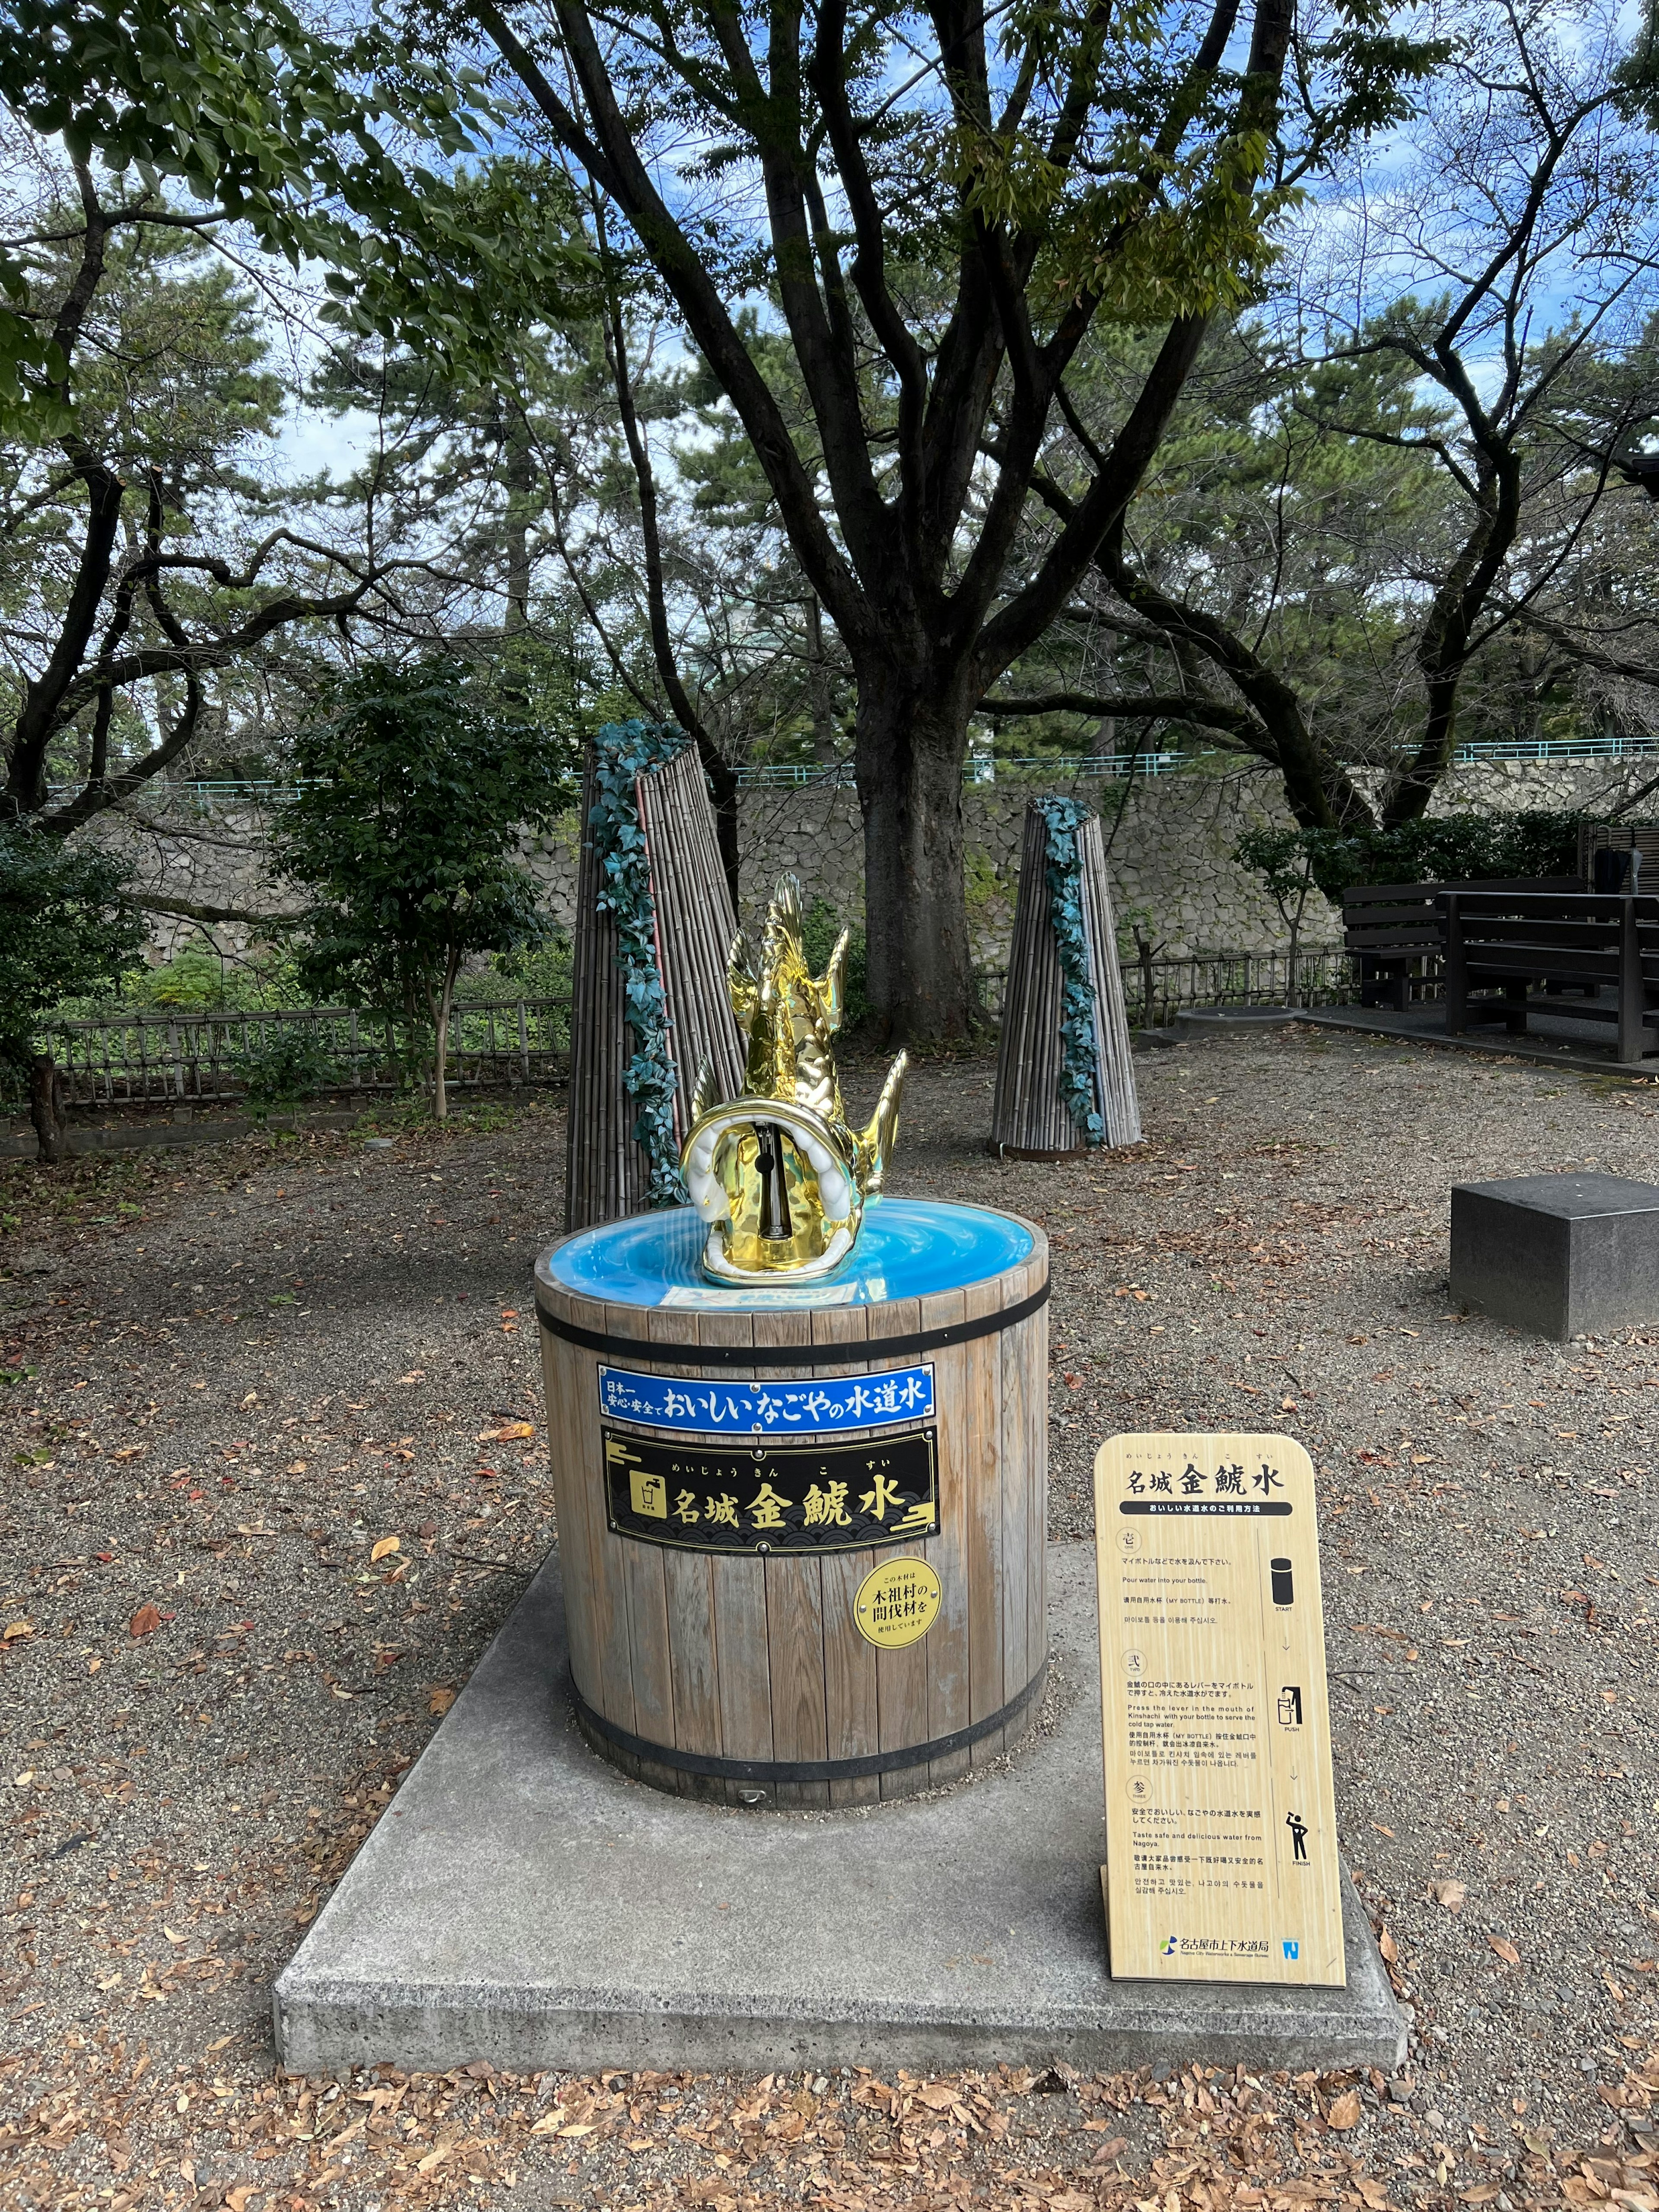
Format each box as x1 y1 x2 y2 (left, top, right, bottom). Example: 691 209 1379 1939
0 826 144 1160
585 720 692 1202
1237 810 1586 915
236 1025 339 1122
1037 799 1105 1141
1233 828 1322 1007
272 657 578 1120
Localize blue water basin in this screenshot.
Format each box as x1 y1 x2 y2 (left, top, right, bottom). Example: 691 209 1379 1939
538 1197 1035 1310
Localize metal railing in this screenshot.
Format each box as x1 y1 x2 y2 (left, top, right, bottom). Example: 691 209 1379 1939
4 998 571 1114
740 733 1659 787
45 778 315 809
1112 948 1367 1029
737 751 1194 787
45 730 1659 810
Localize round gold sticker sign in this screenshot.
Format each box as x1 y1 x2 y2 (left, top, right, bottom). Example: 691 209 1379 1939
853 1557 942 1649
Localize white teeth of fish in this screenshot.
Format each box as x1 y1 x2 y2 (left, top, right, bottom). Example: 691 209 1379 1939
688 1138 716 1176
800 1133 831 1176
685 1162 723 1220
817 1168 850 1219
819 1224 853 1270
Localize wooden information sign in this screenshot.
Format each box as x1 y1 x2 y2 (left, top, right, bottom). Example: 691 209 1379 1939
1093 1432 1345 1987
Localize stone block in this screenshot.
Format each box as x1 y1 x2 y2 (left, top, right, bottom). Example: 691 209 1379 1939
1451 1171 1659 1339
274 1546 1404 2077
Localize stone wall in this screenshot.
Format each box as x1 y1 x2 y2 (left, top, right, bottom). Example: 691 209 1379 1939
97 753 1645 981
738 754 1643 978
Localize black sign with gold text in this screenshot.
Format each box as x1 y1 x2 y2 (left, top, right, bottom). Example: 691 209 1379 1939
602 1425 938 1554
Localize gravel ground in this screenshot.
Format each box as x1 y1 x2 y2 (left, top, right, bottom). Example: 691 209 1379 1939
0 1030 1655 2212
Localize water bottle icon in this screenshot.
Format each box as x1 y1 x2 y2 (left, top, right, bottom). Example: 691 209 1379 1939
1270 1557 1294 1608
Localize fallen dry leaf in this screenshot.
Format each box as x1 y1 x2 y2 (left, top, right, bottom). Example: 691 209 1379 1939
129 1602 163 1638
1378 1926 1398 1964
3 1619 33 1641
429 1686 457 1715
1488 1935 1522 1965
370 1535 400 1562
1327 2090 1362 2130
480 1422 534 1442
1431 1878 1468 1911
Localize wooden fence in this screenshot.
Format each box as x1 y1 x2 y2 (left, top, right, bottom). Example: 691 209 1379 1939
3 998 572 1114
6 953 1385 1121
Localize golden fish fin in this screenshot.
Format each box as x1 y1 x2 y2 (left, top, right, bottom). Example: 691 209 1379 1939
689 1053 717 1127
727 928 758 1025
818 926 850 1036
860 1050 908 1195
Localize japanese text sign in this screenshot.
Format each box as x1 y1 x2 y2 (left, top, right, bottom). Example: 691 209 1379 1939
1093 1432 1345 1988
597 1363 934 1437
602 1426 938 1554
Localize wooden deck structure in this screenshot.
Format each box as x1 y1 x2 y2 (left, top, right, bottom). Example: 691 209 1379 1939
1341 877 1584 1009
1444 888 1659 1062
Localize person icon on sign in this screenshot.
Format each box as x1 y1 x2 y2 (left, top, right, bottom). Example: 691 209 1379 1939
1286 1812 1309 1863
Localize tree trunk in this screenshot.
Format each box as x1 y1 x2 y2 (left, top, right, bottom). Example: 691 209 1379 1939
695 737 742 912
1384 668 1460 826
430 951 461 1123
805 594 839 765
28 1052 68 1165
855 670 976 1042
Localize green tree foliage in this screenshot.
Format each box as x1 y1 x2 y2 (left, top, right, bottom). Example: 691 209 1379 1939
989 2 1659 831
272 658 578 1119
1236 810 1586 918
0 823 143 1158
0 0 587 435
0 135 592 841
466 0 1435 1039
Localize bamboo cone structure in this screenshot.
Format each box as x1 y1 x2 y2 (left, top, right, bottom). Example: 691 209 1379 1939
989 802 1141 1157
565 741 746 1230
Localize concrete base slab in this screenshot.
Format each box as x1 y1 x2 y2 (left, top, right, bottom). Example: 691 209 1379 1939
274 1545 1406 2076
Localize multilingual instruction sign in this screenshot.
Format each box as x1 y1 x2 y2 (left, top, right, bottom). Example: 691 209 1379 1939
1093 1432 1345 1987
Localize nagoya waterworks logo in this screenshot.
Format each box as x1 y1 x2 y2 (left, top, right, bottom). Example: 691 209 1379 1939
1156 1933 1270 1959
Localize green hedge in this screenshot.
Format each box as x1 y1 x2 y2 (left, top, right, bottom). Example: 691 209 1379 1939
1303 811 1586 901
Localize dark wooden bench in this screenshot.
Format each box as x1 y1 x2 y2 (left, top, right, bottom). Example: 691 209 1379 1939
1342 879 1583 1010
1442 890 1659 1062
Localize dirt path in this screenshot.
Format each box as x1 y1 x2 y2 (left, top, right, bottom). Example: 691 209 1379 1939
0 1033 1654 2211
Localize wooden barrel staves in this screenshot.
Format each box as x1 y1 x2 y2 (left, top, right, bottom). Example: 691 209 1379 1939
565 731 746 1231
535 1198 1049 1806
990 800 1141 1158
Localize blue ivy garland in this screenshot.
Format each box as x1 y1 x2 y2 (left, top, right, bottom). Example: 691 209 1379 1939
588 719 690 1205
1036 796 1105 1145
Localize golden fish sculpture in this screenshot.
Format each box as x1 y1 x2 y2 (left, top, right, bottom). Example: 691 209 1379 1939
681 875 906 1282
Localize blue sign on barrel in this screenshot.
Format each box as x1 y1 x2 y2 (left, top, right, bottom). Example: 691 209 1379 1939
597 1363 934 1437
